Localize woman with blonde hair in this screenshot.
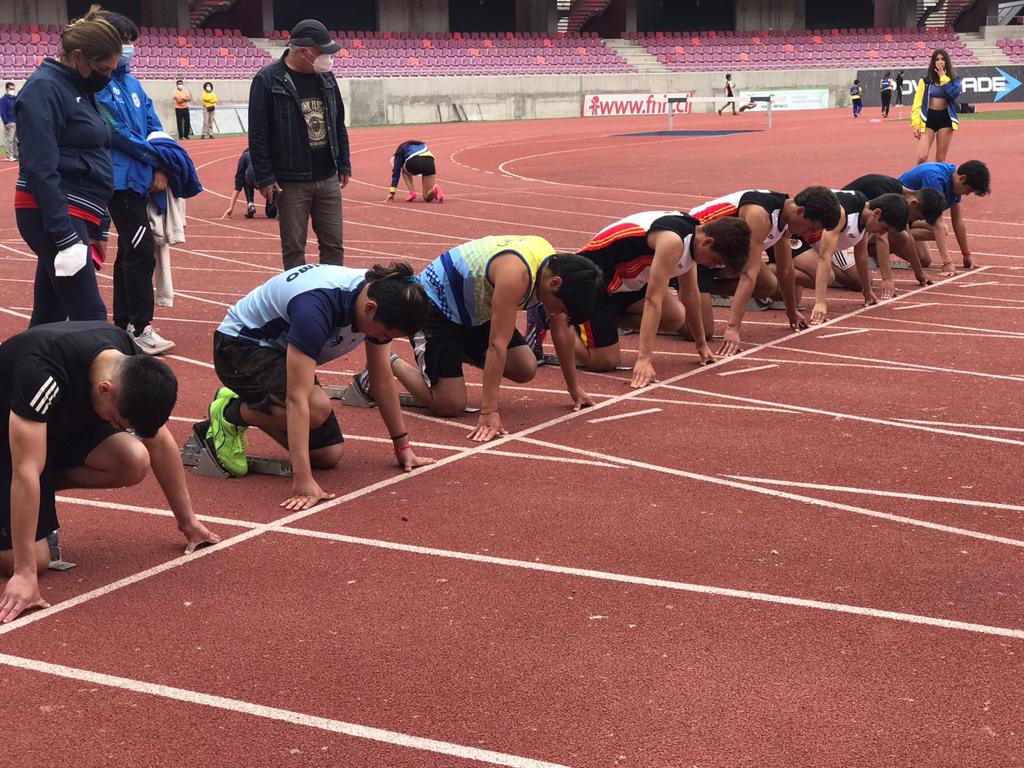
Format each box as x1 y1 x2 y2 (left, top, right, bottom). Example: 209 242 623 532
14 5 121 326
912 48 962 164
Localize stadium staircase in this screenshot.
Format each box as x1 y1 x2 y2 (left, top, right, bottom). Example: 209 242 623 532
567 0 613 34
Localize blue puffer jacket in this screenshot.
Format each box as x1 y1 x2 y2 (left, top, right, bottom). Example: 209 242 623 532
96 61 165 197
146 131 203 215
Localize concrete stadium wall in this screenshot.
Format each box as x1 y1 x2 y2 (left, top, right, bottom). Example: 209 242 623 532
378 0 450 33
734 0 806 32
128 69 862 134
1 0 67 25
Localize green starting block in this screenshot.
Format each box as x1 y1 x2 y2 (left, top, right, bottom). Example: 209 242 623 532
326 383 479 414
47 530 75 571
181 421 292 479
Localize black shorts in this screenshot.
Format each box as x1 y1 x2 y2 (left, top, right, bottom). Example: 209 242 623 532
421 306 526 385
212 331 343 450
1 420 122 550
926 108 953 131
405 155 436 176
578 289 646 349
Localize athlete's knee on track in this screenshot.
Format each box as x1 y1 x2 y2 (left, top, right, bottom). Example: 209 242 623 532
120 441 151 486
310 443 343 470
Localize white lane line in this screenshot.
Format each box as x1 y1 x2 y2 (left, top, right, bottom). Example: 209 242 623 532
278 522 1024 639
773 346 1024 383
0 654 566 768
0 306 31 320
857 315 1024 338
817 329 871 339
664 385 1024 448
723 475 1024 513
55 496 262 529
893 418 1024 433
715 364 778 378
924 290 1024 305
893 302 939 311
0 267 985 638
586 407 663 424
952 281 1002 288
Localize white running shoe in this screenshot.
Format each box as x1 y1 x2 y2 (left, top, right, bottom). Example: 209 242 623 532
132 325 175 356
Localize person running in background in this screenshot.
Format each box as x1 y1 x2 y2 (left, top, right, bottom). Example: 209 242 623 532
1 82 17 162
200 81 217 138
718 73 737 116
851 79 863 118
880 72 893 118
913 49 961 165
171 78 191 139
895 70 905 105
385 140 443 203
15 8 119 327
96 9 174 356
222 148 278 219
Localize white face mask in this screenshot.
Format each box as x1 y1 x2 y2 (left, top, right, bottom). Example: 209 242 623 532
304 49 333 73
5 89 13 96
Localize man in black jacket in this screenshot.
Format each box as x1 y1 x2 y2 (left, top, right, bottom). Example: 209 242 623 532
248 19 350 270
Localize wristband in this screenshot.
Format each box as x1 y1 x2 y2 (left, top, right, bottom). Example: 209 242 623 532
390 432 408 443
394 444 411 455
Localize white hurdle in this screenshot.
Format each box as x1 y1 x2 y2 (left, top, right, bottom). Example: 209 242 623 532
667 95 774 131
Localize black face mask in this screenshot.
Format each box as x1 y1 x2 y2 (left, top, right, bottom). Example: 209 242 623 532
80 67 111 93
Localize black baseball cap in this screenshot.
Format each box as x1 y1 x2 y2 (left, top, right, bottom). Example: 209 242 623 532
289 19 341 54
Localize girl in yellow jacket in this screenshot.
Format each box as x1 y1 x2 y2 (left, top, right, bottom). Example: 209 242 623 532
912 49 961 165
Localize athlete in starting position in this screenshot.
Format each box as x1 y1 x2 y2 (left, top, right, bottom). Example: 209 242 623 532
385 140 444 203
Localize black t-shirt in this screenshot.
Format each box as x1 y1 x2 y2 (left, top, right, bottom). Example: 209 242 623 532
579 212 697 292
843 174 903 200
290 69 336 182
0 322 137 442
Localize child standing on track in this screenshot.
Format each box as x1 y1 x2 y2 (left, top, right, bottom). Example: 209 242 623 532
205 263 435 511
880 72 893 118
381 237 603 441
385 140 443 203
851 79 863 118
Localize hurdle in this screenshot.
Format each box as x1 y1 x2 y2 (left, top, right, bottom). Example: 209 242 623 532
667 95 774 131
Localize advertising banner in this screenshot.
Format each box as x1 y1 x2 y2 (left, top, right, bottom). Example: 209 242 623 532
742 88 830 110
855 65 1024 106
582 92 693 117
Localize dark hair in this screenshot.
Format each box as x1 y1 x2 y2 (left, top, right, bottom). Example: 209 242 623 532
61 5 122 63
868 193 909 231
203 81 213 90
4 82 13 89
96 9 138 42
364 262 430 337
928 48 956 83
725 73 732 79
115 355 178 438
884 71 890 77
546 253 604 324
794 185 841 230
958 160 990 196
702 217 751 272
914 188 945 225
854 79 860 85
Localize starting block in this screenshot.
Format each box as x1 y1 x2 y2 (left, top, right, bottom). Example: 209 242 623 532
181 421 292 479
709 295 787 311
540 353 632 372
327 383 479 414
47 530 75 571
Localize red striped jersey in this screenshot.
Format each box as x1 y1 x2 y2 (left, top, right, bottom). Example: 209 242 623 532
578 211 697 295
689 190 789 250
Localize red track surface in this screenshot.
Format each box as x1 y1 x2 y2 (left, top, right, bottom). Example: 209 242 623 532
2 106 1022 767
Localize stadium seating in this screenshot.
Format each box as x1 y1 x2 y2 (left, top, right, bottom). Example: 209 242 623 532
627 27 980 72
997 38 1024 64
0 24 273 78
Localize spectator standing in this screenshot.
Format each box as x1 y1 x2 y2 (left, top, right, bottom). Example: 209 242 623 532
172 78 191 139
201 81 217 138
15 8 120 326
912 49 962 165
96 10 175 355
895 71 905 105
850 79 863 118
248 19 351 270
880 72 893 118
718 73 737 116
1 82 17 161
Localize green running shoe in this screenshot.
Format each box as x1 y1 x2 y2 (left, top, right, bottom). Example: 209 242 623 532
206 387 248 477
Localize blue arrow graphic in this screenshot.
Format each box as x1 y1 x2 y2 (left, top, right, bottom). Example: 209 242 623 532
994 67 1021 102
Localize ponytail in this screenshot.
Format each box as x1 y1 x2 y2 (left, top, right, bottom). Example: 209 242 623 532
61 5 122 63
364 262 430 337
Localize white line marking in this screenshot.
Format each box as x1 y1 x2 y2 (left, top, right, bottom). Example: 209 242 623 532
924 290 1024 305
856 315 1024 338
0 653 566 768
893 302 939 311
716 363 778 378
664 385 1024 447
586 407 663 424
55 496 262 529
723 475 1024 513
818 328 871 339
278 521 1024 639
0 267 985 637
952 280 1001 288
893 418 1024 433
773 346 1024 383
0 306 31 320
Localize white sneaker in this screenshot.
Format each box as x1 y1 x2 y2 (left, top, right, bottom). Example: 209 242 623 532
132 325 175 356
